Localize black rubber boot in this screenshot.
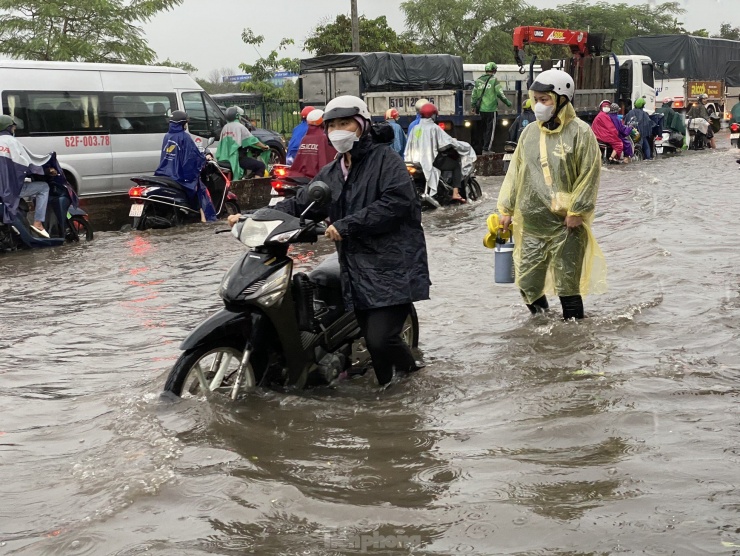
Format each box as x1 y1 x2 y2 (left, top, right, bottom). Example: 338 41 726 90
560 295 585 320
525 295 549 315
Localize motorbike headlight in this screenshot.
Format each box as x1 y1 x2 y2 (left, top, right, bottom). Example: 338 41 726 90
244 263 291 307
239 218 282 248
271 229 301 243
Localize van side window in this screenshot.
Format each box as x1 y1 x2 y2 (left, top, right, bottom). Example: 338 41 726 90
3 94 28 135
182 91 225 138
31 92 102 134
3 91 106 135
105 93 175 134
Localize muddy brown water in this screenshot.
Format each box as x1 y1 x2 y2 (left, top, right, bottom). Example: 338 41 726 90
2 146 740 555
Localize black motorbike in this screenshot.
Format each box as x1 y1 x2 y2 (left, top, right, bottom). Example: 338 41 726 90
129 157 240 230
162 182 420 399
405 148 481 209
0 155 93 252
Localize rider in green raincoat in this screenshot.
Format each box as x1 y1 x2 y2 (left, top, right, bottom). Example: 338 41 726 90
497 70 607 320
215 107 270 180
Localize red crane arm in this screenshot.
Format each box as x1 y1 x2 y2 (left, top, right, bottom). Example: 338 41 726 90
513 26 590 57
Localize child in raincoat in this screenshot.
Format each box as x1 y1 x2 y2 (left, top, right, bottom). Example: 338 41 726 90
497 70 607 320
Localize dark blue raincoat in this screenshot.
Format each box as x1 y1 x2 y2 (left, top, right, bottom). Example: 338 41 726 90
154 122 216 221
286 120 309 163
0 130 49 223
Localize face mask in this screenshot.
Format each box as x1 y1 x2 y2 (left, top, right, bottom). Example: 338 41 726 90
328 130 359 153
602 107 610 113
534 103 555 122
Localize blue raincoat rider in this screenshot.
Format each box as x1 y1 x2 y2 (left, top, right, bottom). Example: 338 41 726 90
154 110 217 222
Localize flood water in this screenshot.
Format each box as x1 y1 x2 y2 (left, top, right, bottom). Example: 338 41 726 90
2 145 740 555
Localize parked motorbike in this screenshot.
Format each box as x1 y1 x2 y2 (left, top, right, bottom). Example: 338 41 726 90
162 181 420 399
128 157 240 230
406 148 482 209
730 123 739 148
267 164 309 207
0 154 93 251
654 129 684 156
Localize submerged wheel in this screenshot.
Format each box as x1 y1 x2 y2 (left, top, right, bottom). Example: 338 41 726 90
633 146 644 162
164 342 256 399
466 177 482 202
67 215 93 242
402 306 420 348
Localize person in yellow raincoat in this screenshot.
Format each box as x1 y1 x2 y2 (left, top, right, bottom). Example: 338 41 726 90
497 69 607 319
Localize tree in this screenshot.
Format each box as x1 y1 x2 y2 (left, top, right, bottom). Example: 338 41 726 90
304 14 418 55
401 0 527 63
401 0 686 63
713 22 740 41
195 68 243 95
239 28 299 82
691 29 710 38
0 0 182 64
158 58 198 74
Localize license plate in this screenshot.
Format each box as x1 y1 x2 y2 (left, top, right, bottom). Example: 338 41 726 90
503 154 512 161
731 133 739 140
129 203 144 217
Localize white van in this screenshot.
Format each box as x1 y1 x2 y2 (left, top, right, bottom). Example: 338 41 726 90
0 60 227 197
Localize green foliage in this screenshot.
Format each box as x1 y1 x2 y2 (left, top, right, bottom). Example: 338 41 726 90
239 80 299 102
713 23 740 41
158 58 198 74
239 28 299 82
691 29 710 38
304 14 418 55
0 0 182 64
400 0 526 63
401 0 686 63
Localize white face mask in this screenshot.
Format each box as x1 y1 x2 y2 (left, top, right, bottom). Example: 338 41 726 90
602 106 611 113
534 103 555 122
328 130 359 153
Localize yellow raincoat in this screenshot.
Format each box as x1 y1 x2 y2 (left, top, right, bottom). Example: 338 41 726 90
497 95 607 304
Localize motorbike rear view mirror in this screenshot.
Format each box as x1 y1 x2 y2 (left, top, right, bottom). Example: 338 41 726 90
206 137 215 147
308 181 331 205
299 181 332 227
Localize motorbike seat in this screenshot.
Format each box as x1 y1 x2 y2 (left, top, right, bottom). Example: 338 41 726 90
143 175 188 190
218 160 232 171
308 252 341 290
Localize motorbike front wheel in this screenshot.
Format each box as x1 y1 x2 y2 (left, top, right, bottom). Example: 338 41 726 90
164 342 256 399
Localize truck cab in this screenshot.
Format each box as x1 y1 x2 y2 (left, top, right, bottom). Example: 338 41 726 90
615 55 656 113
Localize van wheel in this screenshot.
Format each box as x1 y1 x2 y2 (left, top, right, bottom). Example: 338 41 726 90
63 171 78 194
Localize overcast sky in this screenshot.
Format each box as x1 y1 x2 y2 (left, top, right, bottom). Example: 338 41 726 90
142 0 739 78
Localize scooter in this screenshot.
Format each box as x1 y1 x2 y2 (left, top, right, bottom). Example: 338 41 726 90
267 164 309 207
406 147 482 209
730 123 739 148
0 154 93 251
654 129 683 155
128 157 240 230
162 181 420 399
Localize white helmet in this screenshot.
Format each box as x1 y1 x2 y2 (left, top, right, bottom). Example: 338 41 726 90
415 98 430 111
530 69 575 101
323 95 371 122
